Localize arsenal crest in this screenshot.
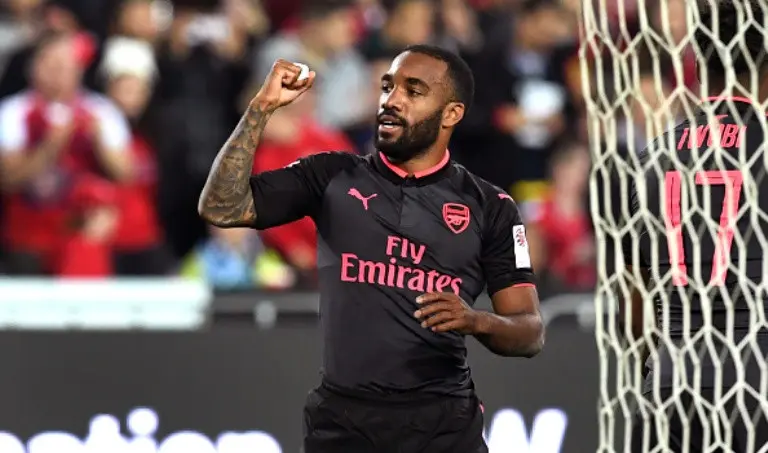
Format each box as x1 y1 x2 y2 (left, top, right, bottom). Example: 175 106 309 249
442 203 470 234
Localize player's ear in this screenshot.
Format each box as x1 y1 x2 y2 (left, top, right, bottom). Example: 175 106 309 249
442 102 465 128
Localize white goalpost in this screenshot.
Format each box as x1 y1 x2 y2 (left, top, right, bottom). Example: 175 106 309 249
581 0 768 451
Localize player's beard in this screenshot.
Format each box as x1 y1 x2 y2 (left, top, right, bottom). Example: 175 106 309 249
375 108 443 163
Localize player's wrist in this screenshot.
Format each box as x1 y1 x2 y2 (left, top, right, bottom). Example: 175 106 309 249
249 85 287 114
468 310 491 335
248 96 279 115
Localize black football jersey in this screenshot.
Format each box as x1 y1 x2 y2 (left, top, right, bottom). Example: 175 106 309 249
249 151 536 398
623 97 768 390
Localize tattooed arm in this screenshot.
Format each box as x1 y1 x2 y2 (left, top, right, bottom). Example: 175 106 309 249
197 107 270 227
198 59 316 228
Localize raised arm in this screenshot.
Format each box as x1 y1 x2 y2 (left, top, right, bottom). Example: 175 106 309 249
197 106 269 227
198 59 315 228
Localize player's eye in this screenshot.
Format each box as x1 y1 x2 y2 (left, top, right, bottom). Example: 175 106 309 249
407 88 422 96
381 83 392 93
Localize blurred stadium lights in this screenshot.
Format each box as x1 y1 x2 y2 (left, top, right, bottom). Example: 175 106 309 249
0 278 597 331
0 278 211 330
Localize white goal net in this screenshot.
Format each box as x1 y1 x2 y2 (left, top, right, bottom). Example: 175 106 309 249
582 0 768 451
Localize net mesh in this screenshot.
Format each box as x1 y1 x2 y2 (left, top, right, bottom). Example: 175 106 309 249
582 0 768 451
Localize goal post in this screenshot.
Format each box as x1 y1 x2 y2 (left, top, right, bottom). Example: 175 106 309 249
581 0 768 451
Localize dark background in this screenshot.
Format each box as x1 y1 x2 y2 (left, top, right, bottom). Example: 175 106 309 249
0 317 598 452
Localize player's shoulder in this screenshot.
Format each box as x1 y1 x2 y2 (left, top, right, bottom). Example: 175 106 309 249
448 162 520 213
637 117 692 162
296 150 365 174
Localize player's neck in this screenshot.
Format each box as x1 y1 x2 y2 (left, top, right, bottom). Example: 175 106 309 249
390 147 449 176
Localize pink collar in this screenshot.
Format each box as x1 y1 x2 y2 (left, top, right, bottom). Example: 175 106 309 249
378 150 451 179
705 96 754 104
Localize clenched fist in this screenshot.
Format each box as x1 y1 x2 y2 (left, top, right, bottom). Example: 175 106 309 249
251 59 316 113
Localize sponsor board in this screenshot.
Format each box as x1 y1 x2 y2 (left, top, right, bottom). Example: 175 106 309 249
0 320 596 451
0 407 568 453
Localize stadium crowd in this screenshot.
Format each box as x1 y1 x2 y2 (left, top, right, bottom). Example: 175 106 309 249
0 0 689 296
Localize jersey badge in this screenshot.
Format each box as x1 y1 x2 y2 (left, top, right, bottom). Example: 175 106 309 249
442 203 470 234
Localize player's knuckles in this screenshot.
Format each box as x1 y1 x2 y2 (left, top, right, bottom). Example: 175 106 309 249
273 59 297 70
444 302 461 313
278 70 298 82
424 312 453 327
435 321 458 332
420 305 443 316
270 66 298 81
414 308 430 318
270 62 288 76
441 294 460 303
434 310 455 321
278 63 299 75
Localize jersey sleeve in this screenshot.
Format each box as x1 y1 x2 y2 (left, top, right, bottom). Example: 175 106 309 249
249 151 357 230
481 193 537 296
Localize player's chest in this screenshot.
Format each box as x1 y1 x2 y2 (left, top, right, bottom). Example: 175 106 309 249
318 178 482 270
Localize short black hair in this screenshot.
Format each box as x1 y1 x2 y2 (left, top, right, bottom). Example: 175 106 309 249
693 0 768 81
401 44 475 112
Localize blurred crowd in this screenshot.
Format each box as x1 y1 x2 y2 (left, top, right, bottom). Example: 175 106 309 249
0 0 692 296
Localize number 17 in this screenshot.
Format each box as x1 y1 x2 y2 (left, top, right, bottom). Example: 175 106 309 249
664 170 743 286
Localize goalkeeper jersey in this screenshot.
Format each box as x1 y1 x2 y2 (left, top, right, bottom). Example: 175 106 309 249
625 96 768 391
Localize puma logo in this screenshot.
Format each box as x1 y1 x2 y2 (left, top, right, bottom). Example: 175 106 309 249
348 188 377 210
498 193 514 201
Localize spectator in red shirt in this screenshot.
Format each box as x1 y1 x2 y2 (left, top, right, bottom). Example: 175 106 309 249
0 31 132 276
527 142 595 292
253 91 355 279
101 37 172 275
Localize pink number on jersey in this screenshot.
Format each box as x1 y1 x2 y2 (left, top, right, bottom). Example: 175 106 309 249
664 170 744 286
696 170 743 285
664 171 687 285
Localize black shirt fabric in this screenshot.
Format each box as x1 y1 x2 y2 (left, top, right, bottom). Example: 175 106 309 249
622 97 768 392
249 151 536 399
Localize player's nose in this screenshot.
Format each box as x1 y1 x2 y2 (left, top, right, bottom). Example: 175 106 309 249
381 87 405 113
